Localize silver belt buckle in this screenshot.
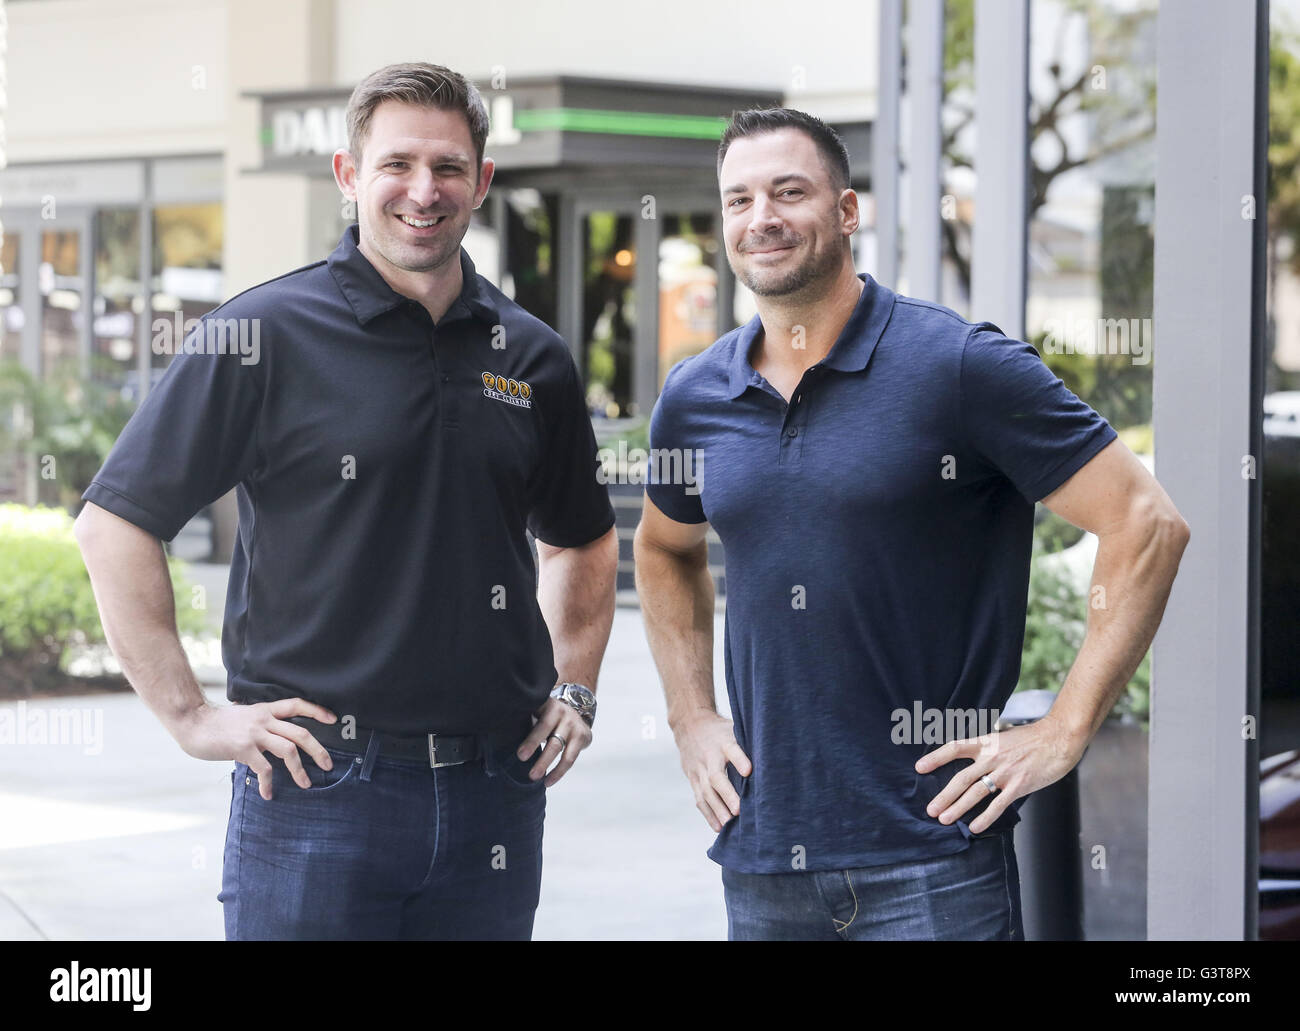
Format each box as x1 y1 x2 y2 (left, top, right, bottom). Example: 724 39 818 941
427 734 463 768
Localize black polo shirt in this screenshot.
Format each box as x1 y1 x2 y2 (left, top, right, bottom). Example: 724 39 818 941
83 224 615 736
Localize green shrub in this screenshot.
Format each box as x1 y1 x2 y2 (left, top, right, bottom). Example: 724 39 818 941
0 503 206 695
594 417 650 454
0 360 135 509
1016 545 1151 726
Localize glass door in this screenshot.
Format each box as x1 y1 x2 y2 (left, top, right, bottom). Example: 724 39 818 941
657 210 721 393
0 210 93 503
38 220 88 378
579 206 639 418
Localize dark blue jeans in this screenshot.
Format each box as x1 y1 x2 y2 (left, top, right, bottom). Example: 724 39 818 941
721 828 1024 941
218 730 546 940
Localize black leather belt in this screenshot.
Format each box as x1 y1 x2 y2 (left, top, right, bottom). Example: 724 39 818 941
284 714 481 768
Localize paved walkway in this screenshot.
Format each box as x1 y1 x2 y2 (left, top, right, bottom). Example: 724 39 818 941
0 573 733 941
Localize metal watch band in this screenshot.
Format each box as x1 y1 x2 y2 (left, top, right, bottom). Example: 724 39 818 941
551 682 596 728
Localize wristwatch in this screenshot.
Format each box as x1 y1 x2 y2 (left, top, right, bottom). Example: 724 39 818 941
550 682 597 728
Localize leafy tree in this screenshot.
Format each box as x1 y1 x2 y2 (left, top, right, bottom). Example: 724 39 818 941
935 0 1157 297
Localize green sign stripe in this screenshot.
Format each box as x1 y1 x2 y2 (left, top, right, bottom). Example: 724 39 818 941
512 107 727 140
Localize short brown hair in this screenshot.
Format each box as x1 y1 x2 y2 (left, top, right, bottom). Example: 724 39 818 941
717 107 852 194
345 62 490 172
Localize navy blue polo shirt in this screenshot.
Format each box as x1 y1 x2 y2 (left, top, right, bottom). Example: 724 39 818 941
647 273 1117 873
84 224 615 736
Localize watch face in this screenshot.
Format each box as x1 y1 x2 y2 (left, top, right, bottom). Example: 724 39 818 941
557 684 595 719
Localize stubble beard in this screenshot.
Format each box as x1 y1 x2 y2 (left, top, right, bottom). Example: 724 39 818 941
734 230 843 300
362 206 462 276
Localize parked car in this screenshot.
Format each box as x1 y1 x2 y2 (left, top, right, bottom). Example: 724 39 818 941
1261 749 1300 940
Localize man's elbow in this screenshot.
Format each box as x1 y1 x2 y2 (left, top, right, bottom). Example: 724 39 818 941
1141 492 1190 562
72 505 100 555
1169 509 1191 553
632 521 668 568
633 521 705 571
539 526 618 575
73 503 159 561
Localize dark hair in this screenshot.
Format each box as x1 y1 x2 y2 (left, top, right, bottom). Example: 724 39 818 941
716 108 851 193
345 62 490 171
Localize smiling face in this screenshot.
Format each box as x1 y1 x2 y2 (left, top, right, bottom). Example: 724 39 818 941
719 127 856 299
333 99 494 280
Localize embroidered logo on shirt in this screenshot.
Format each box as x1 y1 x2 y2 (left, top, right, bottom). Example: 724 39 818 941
481 371 533 408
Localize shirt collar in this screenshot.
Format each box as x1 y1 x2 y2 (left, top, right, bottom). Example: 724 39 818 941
327 223 500 327
726 272 895 399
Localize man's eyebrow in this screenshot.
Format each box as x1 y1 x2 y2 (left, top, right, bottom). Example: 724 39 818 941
721 172 815 196
374 150 470 165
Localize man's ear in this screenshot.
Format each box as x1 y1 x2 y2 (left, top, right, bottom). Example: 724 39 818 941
473 157 497 210
839 188 861 236
332 149 358 201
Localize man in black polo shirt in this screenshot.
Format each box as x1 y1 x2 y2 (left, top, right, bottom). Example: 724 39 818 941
74 62 617 940
635 108 1189 939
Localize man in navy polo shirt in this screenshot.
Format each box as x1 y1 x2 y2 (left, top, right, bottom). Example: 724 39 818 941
74 63 617 940
635 108 1189 940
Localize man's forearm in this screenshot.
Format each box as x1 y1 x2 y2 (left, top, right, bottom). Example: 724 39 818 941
74 506 205 735
1048 504 1189 745
536 528 617 689
633 534 716 730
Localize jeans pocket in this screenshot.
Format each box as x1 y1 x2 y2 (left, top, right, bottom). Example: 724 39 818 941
485 737 547 791
237 747 361 799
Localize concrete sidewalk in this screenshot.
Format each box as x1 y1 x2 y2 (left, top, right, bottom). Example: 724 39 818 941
0 604 732 941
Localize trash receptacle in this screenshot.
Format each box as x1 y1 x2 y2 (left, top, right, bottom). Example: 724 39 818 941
999 689 1084 941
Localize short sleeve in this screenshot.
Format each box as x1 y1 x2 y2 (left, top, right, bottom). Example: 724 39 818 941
526 351 616 547
81 317 265 541
960 323 1117 504
645 360 707 524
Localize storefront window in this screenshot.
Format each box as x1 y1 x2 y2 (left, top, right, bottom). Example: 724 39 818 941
0 233 20 363
582 211 636 417
1020 0 1157 942
1026 0 1157 434
658 212 718 391
40 229 82 378
941 0 975 318
503 189 558 331
149 203 223 392
1261 1 1300 940
93 209 141 386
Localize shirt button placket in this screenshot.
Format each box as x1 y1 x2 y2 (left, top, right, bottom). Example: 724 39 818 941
782 391 808 463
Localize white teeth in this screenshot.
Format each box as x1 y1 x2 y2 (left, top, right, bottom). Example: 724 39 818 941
399 215 441 227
